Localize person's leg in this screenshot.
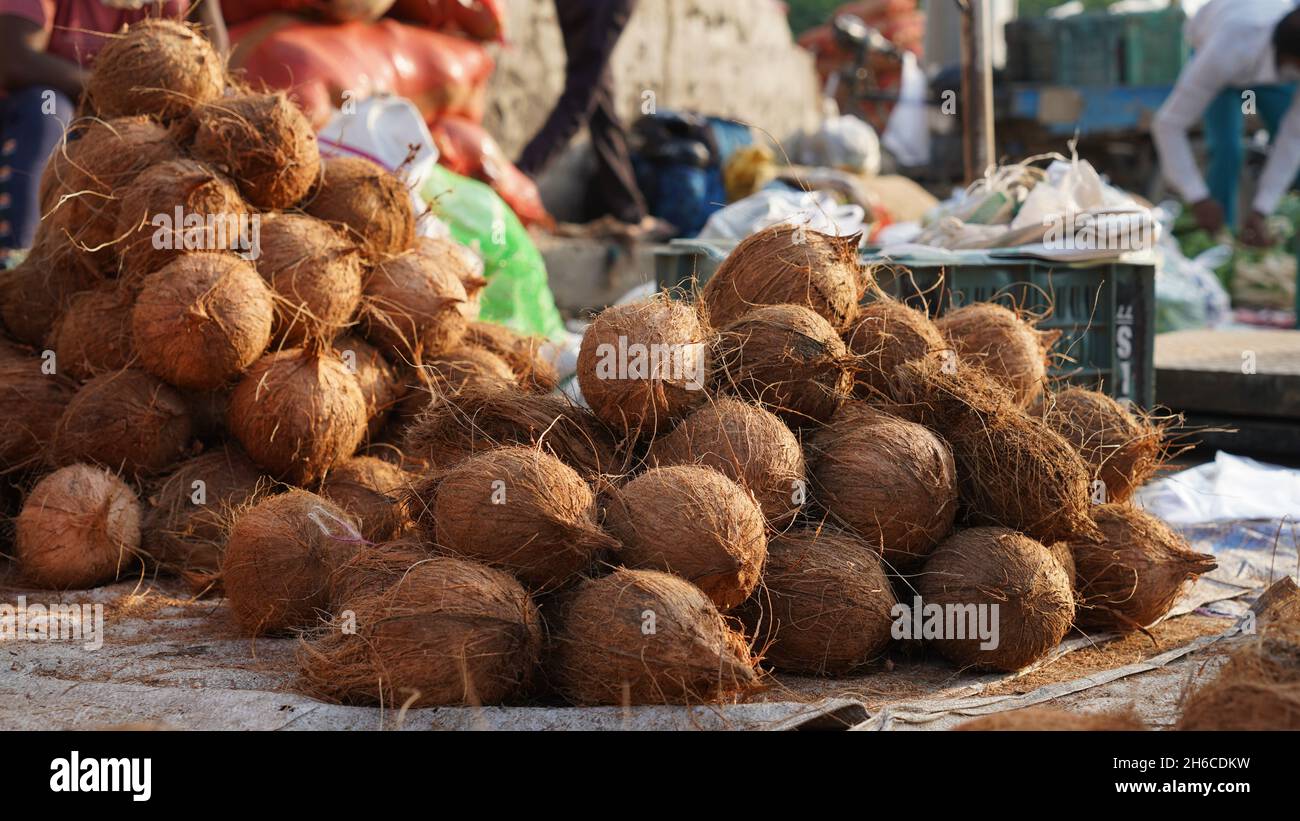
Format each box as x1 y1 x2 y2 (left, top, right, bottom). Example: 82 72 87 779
586 69 647 224
1203 86 1244 229
0 87 75 250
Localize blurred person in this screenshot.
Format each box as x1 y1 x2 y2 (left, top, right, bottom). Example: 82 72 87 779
1153 0 1300 247
0 0 228 250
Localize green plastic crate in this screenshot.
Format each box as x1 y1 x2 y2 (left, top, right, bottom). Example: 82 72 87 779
1121 8 1188 86
1057 14 1126 87
1005 18 1059 84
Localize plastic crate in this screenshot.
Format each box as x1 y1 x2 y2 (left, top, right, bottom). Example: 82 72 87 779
1005 18 1059 84
1057 14 1126 87
1121 8 1188 87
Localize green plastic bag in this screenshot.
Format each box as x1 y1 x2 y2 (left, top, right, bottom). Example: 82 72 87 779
420 165 565 341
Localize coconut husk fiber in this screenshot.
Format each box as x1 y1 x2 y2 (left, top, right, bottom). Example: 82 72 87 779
51 282 137 380
0 230 106 347
252 213 363 346
1070 504 1216 633
711 303 852 427
222 489 363 635
845 296 950 401
299 556 542 707
739 526 896 676
325 535 437 609
464 320 558 393
85 20 225 121
806 405 958 570
605 465 767 611
1037 387 1165 505
333 334 403 441
408 446 615 592
402 381 624 478
701 224 864 332
917 527 1074 672
363 248 470 363
1177 611 1300 730
15 463 144 589
955 705 1146 731
184 92 321 210
52 368 194 478
935 302 1060 410
304 155 414 261
547 568 760 706
412 235 488 320
132 252 275 391
577 297 711 437
319 455 412 543
1 348 78 472
407 345 517 404
646 397 805 526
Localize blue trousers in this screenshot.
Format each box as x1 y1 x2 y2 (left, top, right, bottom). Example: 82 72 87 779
0 87 74 250
1204 84 1297 227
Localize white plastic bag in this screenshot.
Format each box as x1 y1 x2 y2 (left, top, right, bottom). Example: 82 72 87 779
881 52 932 167
697 188 866 241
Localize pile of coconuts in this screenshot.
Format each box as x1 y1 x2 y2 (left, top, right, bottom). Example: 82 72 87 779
0 25 1217 707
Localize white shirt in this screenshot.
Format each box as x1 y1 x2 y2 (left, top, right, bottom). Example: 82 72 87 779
1152 0 1300 215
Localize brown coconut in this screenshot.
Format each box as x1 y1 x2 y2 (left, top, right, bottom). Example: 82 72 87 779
1070 504 1216 632
548 568 759 705
1047 540 1077 590
333 334 402 440
1177 623 1300 730
15 463 143 588
85 20 224 120
577 297 709 436
646 397 805 525
410 345 517 400
304 155 414 260
363 249 470 362
52 368 194 477
222 489 362 635
251 213 363 345
227 347 368 485
1038 387 1164 504
701 224 863 331
185 92 321 209
325 535 436 608
412 235 488 320
806 407 958 570
132 252 275 390
464 320 558 393
410 446 615 591
0 350 78 471
918 527 1075 672
846 296 950 400
955 705 1146 731
738 527 897 675
936 302 1060 409
0 231 104 346
711 303 852 426
113 159 248 283
300 556 542 706
320 455 411 543
141 445 267 574
51 282 137 379
605 465 767 611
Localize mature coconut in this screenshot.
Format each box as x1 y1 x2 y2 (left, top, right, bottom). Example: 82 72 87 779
1177 630 1300 730
320 455 411 543
0 351 78 471
955 706 1146 731
85 20 224 120
701 224 863 331
363 249 470 362
248 213 363 345
15 463 143 588
410 345 516 399
185 92 321 209
548 568 759 705
52 368 194 477
935 302 1060 409
114 159 248 283
604 466 766 611
646 398 804 525
412 235 487 320
806 407 957 570
711 303 851 426
464 320 558 393
410 446 614 591
325 535 436 608
0 231 104 346
402 381 623 477
300 556 542 706
918 527 1074 672
1070 504 1216 632
51 283 137 380
333 334 402 440
228 347 368 485
738 527 896 675
305 156 414 260
845 296 949 400
222 489 362 634
132 252 274 390
1038 387 1164 504
1047 541 1077 590
577 298 710 436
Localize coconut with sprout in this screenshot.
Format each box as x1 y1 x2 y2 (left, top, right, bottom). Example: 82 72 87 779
252 213 363 345
918 527 1075 671
228 346 368 485
1070 504 1216 632
605 465 767 611
363 249 470 362
16 463 143 589
300 556 542 706
1037 387 1164 504
646 397 804 525
701 224 863 331
333 334 402 440
845 296 949 400
52 368 194 477
132 252 275 391
320 455 411 543
305 155 414 260
222 489 362 635
0 231 104 346
464 320 558 393
85 19 224 120
711 303 851 426
935 302 1060 409
738 527 896 675
52 283 137 380
548 568 759 705
0 352 77 471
